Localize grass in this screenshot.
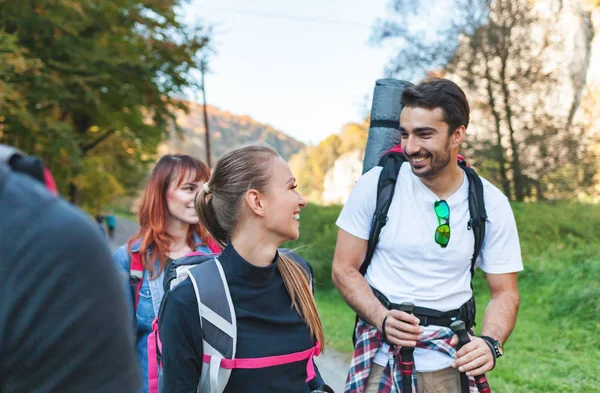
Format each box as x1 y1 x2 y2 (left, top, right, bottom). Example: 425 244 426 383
286 201 600 393
314 289 357 354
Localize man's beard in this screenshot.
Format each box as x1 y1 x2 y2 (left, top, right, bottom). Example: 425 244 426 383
405 140 452 178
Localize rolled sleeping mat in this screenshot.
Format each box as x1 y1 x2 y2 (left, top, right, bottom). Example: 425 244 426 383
362 79 413 174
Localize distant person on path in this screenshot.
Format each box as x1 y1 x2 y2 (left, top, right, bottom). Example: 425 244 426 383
106 211 117 239
96 209 106 236
332 79 523 393
159 143 331 393
113 154 216 393
0 145 140 393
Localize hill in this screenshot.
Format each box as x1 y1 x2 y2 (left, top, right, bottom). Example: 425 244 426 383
289 120 368 202
159 102 305 162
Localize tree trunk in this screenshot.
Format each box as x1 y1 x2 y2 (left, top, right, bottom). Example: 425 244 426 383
499 55 525 201
566 5 595 129
68 151 83 205
68 111 89 206
484 54 511 198
68 173 81 205
200 60 211 168
535 179 545 200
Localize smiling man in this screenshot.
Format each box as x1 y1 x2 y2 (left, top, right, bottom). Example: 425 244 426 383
332 78 523 393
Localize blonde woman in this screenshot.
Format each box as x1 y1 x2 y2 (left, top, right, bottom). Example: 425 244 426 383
159 143 331 393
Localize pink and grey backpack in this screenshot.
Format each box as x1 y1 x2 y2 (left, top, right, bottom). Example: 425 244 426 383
128 241 221 393
143 249 323 393
130 246 324 393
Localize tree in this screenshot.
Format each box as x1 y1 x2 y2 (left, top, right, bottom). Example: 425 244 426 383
374 0 597 200
450 0 596 200
0 0 210 208
371 0 491 81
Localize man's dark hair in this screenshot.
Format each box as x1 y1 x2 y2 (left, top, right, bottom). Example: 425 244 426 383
401 78 470 133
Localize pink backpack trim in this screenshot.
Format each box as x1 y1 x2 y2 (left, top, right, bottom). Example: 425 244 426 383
148 318 162 393
185 251 219 258
207 238 222 253
202 341 321 383
130 251 144 309
43 167 58 195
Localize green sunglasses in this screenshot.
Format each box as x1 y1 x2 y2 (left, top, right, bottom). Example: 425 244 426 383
434 200 450 248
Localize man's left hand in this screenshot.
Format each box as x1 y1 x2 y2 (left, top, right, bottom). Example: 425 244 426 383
450 334 495 376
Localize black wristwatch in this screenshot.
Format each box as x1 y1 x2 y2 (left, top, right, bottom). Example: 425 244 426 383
481 336 504 358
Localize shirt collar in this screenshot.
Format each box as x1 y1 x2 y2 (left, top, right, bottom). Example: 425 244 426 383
221 243 278 286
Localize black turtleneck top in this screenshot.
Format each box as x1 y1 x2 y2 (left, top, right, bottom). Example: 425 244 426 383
159 244 324 393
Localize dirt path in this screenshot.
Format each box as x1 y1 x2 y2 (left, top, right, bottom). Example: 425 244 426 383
109 216 350 392
314 350 350 392
108 215 139 252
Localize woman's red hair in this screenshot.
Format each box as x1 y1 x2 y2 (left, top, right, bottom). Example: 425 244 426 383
128 154 211 278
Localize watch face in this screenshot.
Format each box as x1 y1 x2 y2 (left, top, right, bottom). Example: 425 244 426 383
497 340 504 356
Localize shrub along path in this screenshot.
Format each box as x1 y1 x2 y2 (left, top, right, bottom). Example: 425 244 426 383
109 216 350 392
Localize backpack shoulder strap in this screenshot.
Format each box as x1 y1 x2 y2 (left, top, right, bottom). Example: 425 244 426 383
359 151 406 275
162 253 216 293
129 250 144 311
187 258 236 393
460 162 487 277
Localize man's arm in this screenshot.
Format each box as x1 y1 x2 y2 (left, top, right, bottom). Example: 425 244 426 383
452 273 520 376
332 229 422 347
481 272 520 341
453 190 523 376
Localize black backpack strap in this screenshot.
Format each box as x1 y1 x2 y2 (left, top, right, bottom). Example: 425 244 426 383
359 151 406 276
186 258 236 393
460 162 487 278
353 152 405 346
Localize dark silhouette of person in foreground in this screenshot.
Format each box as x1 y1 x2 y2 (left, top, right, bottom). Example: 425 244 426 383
0 145 141 393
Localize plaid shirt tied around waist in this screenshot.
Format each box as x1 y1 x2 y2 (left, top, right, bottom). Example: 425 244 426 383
344 319 477 393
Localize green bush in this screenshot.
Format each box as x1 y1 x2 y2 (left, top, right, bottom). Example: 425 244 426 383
283 203 343 288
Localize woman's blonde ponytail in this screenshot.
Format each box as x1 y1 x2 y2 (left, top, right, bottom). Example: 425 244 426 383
195 188 229 247
277 253 325 351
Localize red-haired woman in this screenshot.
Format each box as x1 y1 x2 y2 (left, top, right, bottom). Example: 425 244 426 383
113 154 217 393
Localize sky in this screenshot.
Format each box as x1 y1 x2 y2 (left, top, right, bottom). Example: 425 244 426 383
182 0 394 144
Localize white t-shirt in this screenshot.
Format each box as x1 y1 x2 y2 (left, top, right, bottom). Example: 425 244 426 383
336 164 523 372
